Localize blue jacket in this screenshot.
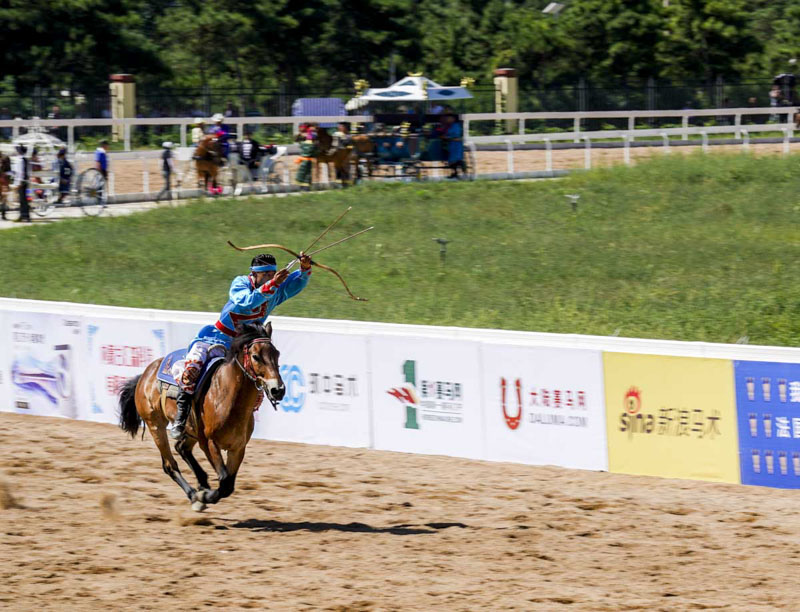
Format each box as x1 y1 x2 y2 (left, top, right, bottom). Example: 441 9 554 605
191 268 311 349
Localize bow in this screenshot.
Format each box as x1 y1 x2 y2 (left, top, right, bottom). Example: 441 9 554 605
227 241 367 301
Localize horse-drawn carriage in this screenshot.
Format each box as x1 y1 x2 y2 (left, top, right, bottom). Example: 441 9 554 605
352 112 475 181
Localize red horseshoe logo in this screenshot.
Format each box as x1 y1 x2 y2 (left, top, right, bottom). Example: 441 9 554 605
501 377 522 430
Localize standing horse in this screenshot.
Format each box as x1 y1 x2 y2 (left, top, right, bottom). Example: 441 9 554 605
194 134 223 195
118 322 285 510
315 127 353 186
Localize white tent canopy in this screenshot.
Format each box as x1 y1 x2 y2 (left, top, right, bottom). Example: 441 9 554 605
345 75 473 110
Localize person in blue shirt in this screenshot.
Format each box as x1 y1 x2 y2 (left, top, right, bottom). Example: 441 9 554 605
442 113 464 178
95 140 109 180
169 252 313 439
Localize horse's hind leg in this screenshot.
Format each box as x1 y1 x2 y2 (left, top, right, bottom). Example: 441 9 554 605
175 437 210 491
149 423 197 502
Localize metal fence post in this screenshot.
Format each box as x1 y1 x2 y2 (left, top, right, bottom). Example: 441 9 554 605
682 116 689 140
701 131 709 153
124 123 131 151
518 117 525 135
583 136 591 169
180 122 187 148
142 156 149 193
628 116 635 142
504 138 514 175
735 114 742 139
783 128 791 155
660 132 670 154
573 117 580 143
68 125 75 153
623 134 631 165
741 128 749 152
544 138 552 172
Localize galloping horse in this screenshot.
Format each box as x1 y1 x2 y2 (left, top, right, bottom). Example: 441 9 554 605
194 134 223 194
118 322 285 510
315 128 353 185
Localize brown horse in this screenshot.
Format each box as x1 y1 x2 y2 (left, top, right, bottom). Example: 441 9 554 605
0 153 10 216
315 127 353 185
118 322 285 510
194 134 223 195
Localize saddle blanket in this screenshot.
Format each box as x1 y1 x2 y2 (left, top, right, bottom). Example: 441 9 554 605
156 348 223 391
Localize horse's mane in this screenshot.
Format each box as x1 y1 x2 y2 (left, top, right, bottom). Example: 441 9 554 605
226 322 270 362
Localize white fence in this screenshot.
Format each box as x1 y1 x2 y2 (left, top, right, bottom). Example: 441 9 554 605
4 297 800 487
0 107 795 154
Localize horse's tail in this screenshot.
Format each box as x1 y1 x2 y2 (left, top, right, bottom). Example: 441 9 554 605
118 375 142 438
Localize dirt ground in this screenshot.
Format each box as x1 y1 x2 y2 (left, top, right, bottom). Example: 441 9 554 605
97 142 800 195
1 412 799 611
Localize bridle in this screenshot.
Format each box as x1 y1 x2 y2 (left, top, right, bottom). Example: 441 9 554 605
233 337 280 410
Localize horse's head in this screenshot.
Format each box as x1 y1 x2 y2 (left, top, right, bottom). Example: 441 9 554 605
229 322 285 404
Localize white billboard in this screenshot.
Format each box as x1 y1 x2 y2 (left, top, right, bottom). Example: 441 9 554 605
85 317 168 424
254 329 371 447
5 311 84 419
0 309 8 412
482 344 608 470
370 335 484 459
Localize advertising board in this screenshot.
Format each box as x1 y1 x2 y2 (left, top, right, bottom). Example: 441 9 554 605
254 329 371 447
734 360 800 488
5 311 84 419
482 344 607 470
85 317 168 424
604 352 740 483
370 335 483 459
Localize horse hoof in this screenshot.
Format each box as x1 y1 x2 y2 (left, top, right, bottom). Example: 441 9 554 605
191 500 207 512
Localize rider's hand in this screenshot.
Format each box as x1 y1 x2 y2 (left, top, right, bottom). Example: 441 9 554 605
299 252 312 271
272 269 289 285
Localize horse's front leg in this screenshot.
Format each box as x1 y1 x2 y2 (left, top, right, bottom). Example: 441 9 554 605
175 436 210 491
197 436 228 504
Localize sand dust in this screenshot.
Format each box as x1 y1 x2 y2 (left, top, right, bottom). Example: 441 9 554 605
96 142 800 195
1 411 797 610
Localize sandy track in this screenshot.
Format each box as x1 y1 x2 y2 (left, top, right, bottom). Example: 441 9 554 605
99 142 800 195
0 411 796 611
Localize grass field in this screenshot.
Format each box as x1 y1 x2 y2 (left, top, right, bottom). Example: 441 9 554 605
3 151 800 346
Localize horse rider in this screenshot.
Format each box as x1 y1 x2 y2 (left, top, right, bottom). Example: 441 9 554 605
211 113 233 159
191 119 206 144
169 252 313 440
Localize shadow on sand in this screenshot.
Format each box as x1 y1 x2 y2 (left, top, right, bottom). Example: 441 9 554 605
226 519 468 536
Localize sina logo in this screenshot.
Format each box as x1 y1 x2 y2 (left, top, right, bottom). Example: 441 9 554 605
500 377 522 430
387 360 421 429
625 387 642 414
620 386 654 435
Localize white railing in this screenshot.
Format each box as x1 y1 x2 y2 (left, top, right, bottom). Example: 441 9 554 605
0 107 795 152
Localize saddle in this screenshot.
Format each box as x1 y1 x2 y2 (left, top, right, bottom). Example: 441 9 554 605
156 349 225 429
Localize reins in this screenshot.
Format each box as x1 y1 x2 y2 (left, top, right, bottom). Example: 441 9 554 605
233 337 278 410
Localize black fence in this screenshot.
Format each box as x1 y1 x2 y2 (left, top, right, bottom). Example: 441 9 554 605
0 78 790 120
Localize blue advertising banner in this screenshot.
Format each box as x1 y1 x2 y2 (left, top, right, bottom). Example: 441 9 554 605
735 360 800 488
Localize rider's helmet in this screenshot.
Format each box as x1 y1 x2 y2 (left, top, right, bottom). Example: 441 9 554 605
211 113 224 123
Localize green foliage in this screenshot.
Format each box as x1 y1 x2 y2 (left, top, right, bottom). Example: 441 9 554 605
4 154 800 347
1 0 796 96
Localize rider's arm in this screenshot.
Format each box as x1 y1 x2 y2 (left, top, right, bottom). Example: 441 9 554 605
228 275 279 309
273 267 311 304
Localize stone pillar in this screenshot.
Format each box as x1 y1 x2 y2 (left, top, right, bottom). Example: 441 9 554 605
494 68 518 133
109 74 136 143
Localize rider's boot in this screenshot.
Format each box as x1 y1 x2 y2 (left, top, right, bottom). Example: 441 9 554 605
170 390 194 440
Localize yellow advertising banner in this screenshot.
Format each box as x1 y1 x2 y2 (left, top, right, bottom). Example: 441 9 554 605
604 352 740 483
